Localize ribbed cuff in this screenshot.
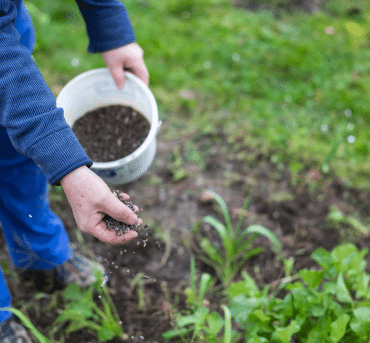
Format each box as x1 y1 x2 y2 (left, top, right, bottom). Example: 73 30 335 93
26 127 93 185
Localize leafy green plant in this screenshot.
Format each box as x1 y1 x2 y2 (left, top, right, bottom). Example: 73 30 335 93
192 190 282 286
50 268 124 342
1 268 123 343
228 243 370 342
163 256 231 343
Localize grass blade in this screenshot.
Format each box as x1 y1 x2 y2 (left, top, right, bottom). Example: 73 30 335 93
200 238 223 265
203 216 233 255
190 255 196 298
198 273 213 305
205 190 232 231
0 307 50 343
162 327 194 339
235 193 253 236
203 216 228 241
243 225 282 254
221 304 232 343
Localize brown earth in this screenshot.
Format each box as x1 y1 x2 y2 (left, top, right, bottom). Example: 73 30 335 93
72 105 150 163
1 119 370 342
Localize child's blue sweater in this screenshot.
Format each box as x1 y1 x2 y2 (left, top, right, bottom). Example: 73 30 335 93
0 0 136 185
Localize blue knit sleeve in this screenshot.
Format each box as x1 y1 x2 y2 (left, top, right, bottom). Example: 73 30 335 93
0 0 93 186
75 0 136 53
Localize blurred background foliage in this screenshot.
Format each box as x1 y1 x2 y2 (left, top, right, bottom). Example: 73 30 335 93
28 0 370 189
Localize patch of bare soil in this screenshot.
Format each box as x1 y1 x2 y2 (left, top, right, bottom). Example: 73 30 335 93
1 123 370 342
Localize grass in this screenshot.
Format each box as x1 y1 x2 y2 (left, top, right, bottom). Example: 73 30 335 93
28 0 370 189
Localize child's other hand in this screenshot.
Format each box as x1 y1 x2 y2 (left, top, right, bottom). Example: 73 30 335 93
60 166 142 244
102 42 149 89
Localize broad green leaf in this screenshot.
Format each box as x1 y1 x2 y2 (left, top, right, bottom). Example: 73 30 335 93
271 320 301 343
311 247 332 271
348 248 368 275
248 337 268 343
354 272 369 299
241 270 260 295
200 238 223 265
228 271 259 298
299 269 324 289
198 273 213 305
285 281 305 291
323 281 337 295
195 307 209 326
353 307 370 324
61 283 84 301
69 302 94 319
207 311 224 336
336 273 352 304
249 309 270 323
291 288 311 316
66 320 89 334
54 309 83 324
330 313 350 343
177 313 198 327
274 293 293 318
331 244 357 274
162 327 193 339
243 225 282 253
349 317 362 337
311 305 325 317
98 321 116 341
230 294 258 323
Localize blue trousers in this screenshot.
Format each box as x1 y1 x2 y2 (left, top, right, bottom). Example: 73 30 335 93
0 126 72 323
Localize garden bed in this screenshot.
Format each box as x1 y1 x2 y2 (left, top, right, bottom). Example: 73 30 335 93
1 121 369 342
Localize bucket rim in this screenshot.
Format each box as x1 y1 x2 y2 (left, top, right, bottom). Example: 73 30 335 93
57 67 159 170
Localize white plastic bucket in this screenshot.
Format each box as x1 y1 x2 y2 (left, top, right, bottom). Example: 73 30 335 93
56 68 160 185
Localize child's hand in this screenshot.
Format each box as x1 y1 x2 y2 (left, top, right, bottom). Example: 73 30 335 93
60 166 142 244
102 42 149 89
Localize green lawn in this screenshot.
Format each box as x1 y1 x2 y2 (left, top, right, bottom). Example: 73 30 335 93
29 0 370 189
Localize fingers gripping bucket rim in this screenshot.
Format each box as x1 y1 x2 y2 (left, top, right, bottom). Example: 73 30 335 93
56 68 160 185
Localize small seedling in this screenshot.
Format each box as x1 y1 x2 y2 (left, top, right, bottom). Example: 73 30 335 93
192 190 282 286
49 267 125 342
163 256 231 343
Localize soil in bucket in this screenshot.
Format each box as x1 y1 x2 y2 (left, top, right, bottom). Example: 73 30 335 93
72 104 150 162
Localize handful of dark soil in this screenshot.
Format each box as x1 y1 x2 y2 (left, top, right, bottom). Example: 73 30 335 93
72 105 150 162
102 190 140 236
